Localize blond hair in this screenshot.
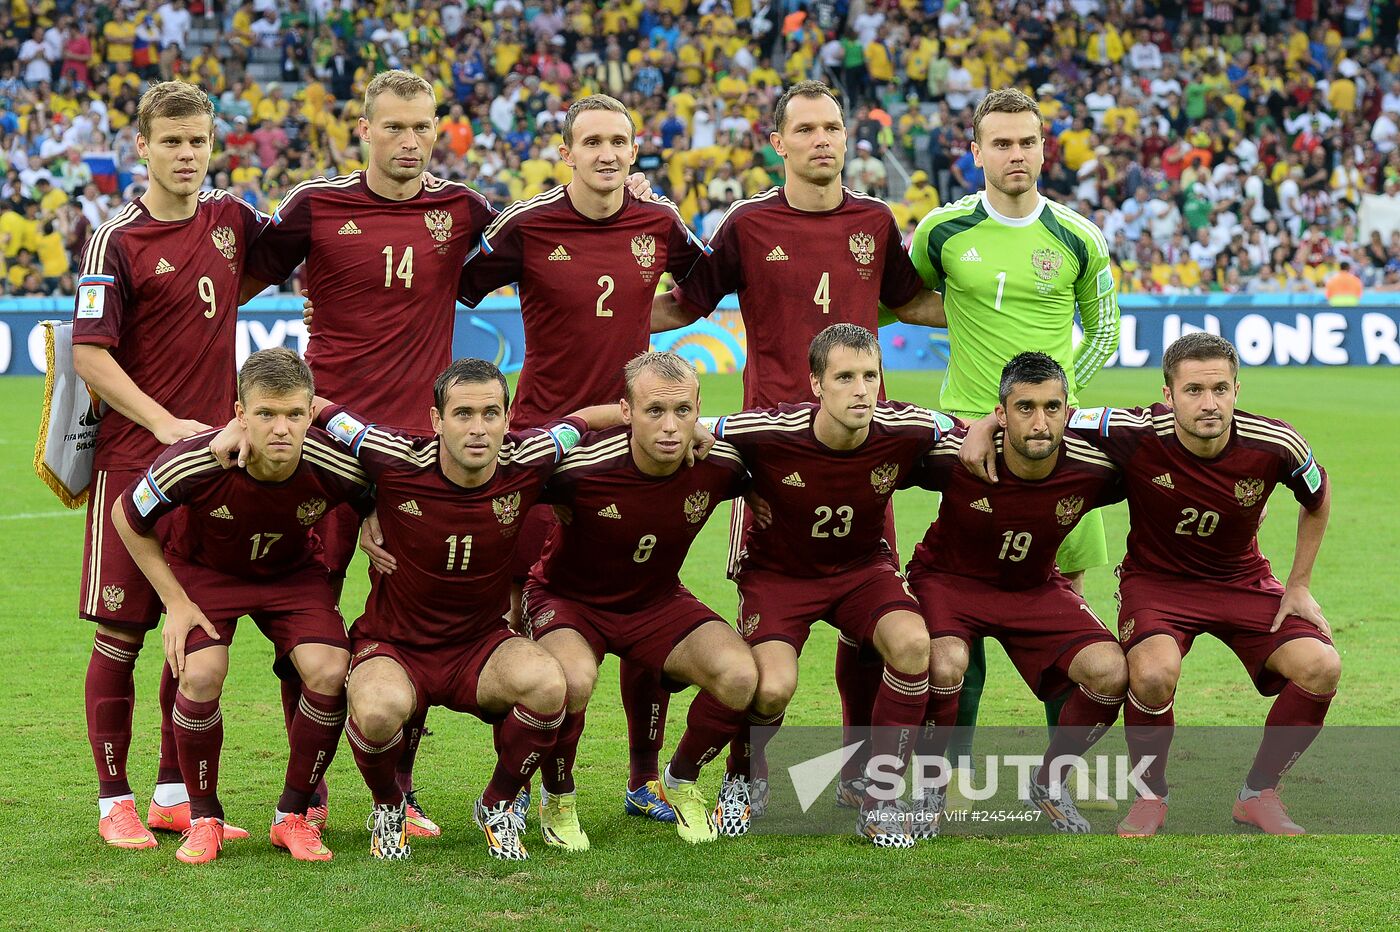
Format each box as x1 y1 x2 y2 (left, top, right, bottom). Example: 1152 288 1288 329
363 69 435 122
623 351 698 403
136 81 214 140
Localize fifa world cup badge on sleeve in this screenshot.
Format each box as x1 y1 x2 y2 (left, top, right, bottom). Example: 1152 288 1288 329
932 410 955 433
1302 458 1323 494
77 284 106 318
326 411 366 446
132 477 160 517
1069 407 1108 431
551 423 582 453
1097 267 1115 296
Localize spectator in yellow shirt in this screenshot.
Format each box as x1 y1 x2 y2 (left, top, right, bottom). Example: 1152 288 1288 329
103 18 136 64
904 170 940 221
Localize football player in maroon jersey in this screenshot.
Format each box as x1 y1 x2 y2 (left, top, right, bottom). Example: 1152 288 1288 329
910 353 1128 836
652 81 945 802
457 95 710 825
113 349 370 864
73 81 265 849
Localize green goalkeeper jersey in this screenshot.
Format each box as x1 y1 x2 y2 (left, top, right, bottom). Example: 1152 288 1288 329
910 192 1119 414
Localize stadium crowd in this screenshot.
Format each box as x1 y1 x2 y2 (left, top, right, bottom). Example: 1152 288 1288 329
2 0 1400 297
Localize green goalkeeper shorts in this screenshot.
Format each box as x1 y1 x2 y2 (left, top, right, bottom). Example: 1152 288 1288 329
945 409 1110 575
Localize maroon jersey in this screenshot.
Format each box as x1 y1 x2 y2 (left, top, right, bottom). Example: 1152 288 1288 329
457 188 707 429
121 427 372 579
715 401 953 576
317 404 585 647
1066 404 1328 585
246 172 496 430
673 187 924 406
73 191 267 471
530 427 748 609
910 430 1124 590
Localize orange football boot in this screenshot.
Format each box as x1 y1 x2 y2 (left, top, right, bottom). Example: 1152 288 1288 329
1233 789 1305 835
99 799 158 849
270 813 334 861
176 817 224 864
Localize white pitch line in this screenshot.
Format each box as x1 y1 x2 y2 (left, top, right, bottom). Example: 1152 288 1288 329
0 510 84 521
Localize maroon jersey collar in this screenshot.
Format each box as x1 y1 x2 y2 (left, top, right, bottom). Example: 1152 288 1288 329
358 170 432 205
778 185 851 217
561 184 633 225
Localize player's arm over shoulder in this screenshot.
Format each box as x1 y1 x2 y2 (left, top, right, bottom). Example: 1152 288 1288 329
123 433 223 530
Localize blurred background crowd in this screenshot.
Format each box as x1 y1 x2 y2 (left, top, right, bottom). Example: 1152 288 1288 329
2 0 1399 299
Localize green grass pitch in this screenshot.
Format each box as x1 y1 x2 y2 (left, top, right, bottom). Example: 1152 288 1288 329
1 367 1397 930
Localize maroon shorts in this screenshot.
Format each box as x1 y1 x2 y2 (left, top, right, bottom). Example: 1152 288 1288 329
510 504 558 581
522 583 721 672
318 502 361 579
178 561 350 679
736 556 920 654
909 565 1118 702
80 468 171 630
348 627 520 721
1116 570 1333 696
728 498 900 580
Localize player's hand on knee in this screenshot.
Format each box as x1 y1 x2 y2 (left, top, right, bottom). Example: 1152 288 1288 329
1274 584 1329 637
359 511 398 574
959 414 1001 483
163 601 219 678
301 288 314 327
624 172 655 201
746 491 773 529
209 417 251 469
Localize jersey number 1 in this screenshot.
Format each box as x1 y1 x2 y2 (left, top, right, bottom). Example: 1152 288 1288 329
993 271 1006 312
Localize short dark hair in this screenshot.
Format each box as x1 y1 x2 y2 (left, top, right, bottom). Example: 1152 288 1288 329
562 94 633 146
773 80 843 133
433 358 510 412
809 323 881 379
238 347 313 404
1161 332 1239 386
972 87 1043 144
998 352 1068 405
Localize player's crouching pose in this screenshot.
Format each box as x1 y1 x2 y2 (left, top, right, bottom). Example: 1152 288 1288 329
307 359 622 862
113 349 372 863
1055 334 1339 836
710 324 941 848
522 352 757 847
910 354 1128 835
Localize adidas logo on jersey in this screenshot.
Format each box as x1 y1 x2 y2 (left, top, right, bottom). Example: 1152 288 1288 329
598 503 622 519
960 247 982 262
1153 473 1175 490
970 497 993 513
397 499 423 516
209 505 234 520
154 257 176 275
338 220 362 235
766 246 789 262
548 245 571 261
782 472 806 487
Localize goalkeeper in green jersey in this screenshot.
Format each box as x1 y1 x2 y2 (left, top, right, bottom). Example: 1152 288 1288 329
909 88 1120 806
